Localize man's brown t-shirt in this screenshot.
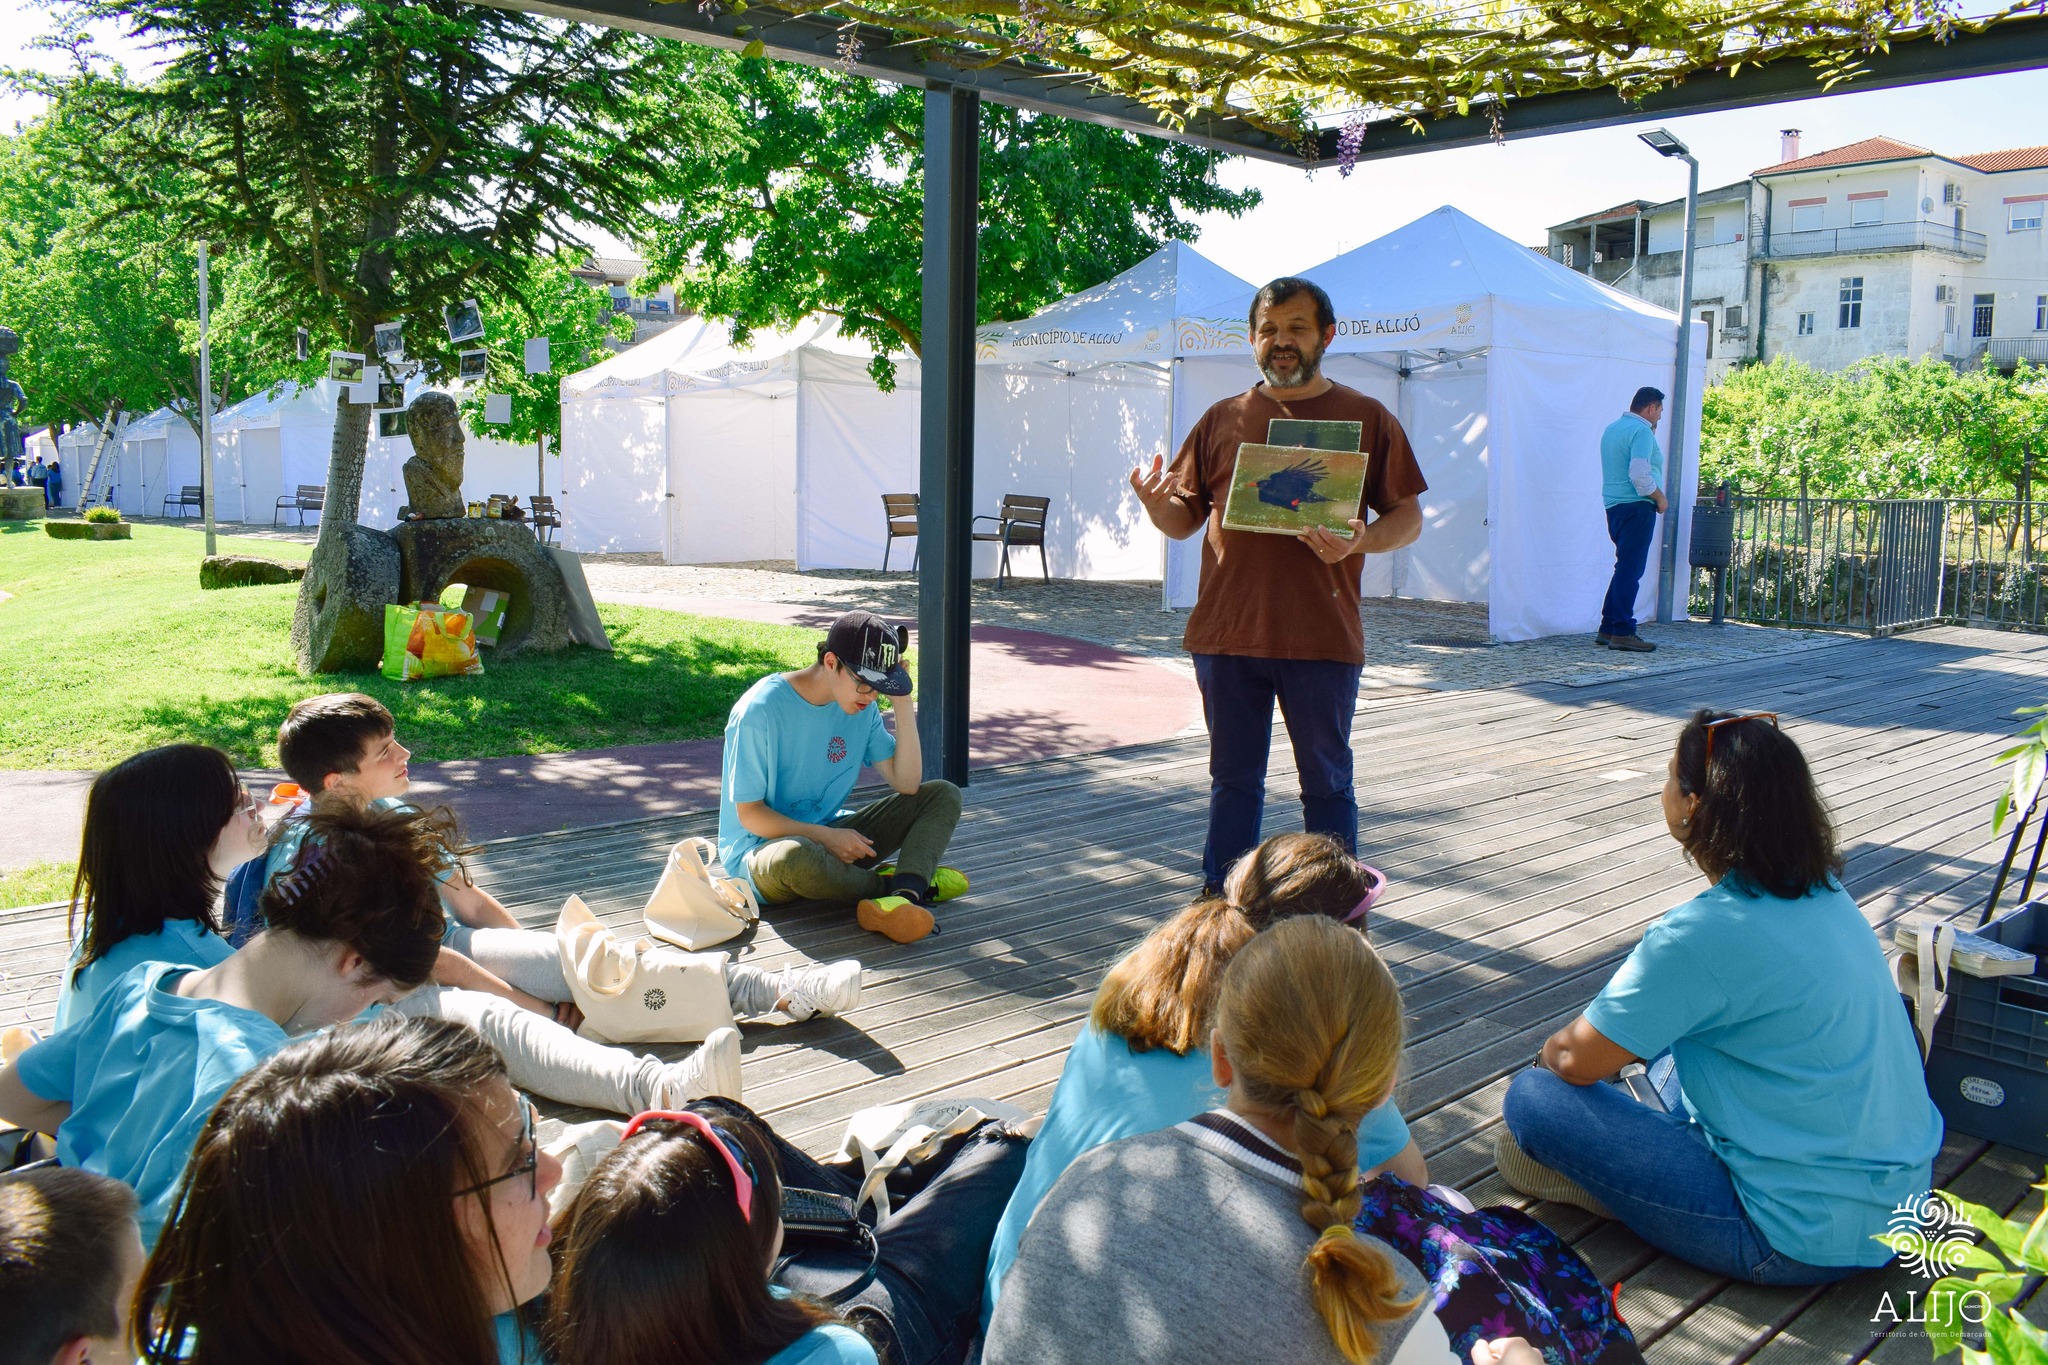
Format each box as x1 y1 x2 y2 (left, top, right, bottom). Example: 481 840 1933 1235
1169 382 1427 665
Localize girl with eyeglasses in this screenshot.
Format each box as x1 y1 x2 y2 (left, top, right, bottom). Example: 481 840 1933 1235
1498 709 1942 1283
135 1014 559 1365
0 800 456 1249
54 744 270 1029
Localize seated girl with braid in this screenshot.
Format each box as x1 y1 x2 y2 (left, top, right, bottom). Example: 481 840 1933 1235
983 916 1541 1365
0 800 452 1249
981 833 1421 1326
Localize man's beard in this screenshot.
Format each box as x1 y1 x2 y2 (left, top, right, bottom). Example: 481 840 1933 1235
1257 340 1325 390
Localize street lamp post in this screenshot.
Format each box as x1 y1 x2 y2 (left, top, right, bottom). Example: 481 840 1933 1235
197 240 217 557
1639 127 1698 624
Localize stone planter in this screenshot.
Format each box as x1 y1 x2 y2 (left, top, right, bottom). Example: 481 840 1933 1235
0 488 44 520
44 520 132 541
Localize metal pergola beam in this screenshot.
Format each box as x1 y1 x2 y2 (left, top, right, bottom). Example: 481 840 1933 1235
917 84 979 785
1324 16 2048 166
477 0 1308 162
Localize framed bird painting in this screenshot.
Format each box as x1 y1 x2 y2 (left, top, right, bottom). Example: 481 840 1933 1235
1221 442 1367 536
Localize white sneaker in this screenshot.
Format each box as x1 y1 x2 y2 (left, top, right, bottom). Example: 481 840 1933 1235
775 961 863 1022
653 1026 742 1106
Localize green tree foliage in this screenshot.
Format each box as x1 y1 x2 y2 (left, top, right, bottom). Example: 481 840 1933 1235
1700 355 2048 501
32 0 731 506
0 98 293 433
457 253 631 447
641 51 1260 385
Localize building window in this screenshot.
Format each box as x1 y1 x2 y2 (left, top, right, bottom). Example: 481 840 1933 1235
2012 202 2045 232
1791 203 1824 233
1797 311 1815 336
1851 198 1884 226
1693 215 1716 244
2037 295 2047 331
1725 304 1745 330
1838 277 1863 329
1973 293 1995 339
1562 243 1574 268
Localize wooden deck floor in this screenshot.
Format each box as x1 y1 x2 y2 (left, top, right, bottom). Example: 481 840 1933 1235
5 623 2046 1362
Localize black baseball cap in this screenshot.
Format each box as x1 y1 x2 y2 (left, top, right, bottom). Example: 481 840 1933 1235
825 611 912 696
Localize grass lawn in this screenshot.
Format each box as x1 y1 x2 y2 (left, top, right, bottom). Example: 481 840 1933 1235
0 520 821 769
1 860 76 910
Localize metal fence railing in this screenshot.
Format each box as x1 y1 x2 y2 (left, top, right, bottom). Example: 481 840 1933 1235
1687 496 2046 635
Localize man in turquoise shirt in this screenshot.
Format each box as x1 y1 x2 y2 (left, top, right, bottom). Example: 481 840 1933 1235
1597 386 1668 652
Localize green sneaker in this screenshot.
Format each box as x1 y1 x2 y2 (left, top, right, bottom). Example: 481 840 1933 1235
856 895 936 943
875 864 970 903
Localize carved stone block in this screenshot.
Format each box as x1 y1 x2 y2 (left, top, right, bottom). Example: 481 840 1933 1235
391 518 570 656
290 523 401 673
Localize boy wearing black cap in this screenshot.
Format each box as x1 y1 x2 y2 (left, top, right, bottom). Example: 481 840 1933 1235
718 610 966 943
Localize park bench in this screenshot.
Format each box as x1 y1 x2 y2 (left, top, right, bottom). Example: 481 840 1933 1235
273 485 325 526
162 485 202 518
972 493 1051 587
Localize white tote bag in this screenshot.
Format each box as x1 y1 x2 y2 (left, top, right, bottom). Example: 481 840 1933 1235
644 836 761 952
555 894 735 1045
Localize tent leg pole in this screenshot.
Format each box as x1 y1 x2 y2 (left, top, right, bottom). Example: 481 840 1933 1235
916 82 978 787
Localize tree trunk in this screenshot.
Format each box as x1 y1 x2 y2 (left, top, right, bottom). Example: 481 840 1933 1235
289 379 398 672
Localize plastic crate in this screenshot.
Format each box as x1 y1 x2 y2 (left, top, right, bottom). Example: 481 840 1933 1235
1924 900 2048 1155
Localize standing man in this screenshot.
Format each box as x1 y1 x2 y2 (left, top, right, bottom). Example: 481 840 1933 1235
1130 277 1425 895
719 610 968 944
1597 387 1667 653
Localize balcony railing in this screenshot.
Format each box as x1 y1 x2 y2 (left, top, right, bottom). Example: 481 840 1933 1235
1761 220 1987 261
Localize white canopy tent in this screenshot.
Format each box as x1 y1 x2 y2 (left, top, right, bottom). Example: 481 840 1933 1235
973 241 1255 580
113 407 203 520
211 382 335 524
1164 206 1704 641
561 316 932 570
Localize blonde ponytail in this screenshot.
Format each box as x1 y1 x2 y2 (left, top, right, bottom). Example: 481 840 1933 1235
1216 916 1418 1363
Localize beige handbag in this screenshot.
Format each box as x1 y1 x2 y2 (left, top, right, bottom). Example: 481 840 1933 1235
643 836 760 951
555 894 736 1045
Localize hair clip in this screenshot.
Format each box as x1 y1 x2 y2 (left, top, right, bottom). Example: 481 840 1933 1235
271 842 331 906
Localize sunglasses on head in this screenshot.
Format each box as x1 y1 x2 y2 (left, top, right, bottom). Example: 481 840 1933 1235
622 1110 759 1221
1345 864 1387 926
1702 712 1779 765
453 1095 539 1202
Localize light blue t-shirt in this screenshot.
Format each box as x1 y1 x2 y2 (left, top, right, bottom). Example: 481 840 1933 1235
1600 412 1664 507
55 918 233 1032
15 961 290 1249
718 674 896 887
981 1024 1412 1325
767 1324 880 1365
1586 875 1941 1267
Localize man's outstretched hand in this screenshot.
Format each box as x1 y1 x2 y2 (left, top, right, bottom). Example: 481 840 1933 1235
1129 454 1178 515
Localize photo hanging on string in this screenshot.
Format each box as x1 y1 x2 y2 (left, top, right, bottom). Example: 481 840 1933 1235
457 349 489 383
444 299 485 344
327 351 366 384
294 328 310 362
375 381 405 410
373 321 406 359
378 410 410 439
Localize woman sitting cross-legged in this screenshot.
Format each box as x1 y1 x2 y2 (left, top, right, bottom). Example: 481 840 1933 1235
1497 709 1942 1284
981 832 1422 1327
984 915 1540 1365
135 1014 559 1365
0 800 454 1248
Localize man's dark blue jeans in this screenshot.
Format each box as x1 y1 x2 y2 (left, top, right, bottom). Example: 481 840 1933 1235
1601 499 1658 638
1192 652 1362 890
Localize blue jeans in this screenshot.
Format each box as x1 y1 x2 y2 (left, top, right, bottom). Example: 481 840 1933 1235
1502 1062 1867 1285
1192 652 1362 889
1601 500 1657 637
44 479 61 509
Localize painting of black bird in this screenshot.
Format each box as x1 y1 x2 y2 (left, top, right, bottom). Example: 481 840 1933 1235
1255 457 1332 511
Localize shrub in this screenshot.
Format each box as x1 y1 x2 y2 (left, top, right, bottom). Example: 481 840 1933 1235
82 506 122 523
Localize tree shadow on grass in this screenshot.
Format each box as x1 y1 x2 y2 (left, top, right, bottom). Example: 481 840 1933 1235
131 624 814 767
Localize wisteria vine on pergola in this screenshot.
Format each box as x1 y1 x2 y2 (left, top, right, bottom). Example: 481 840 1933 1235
703 0 2039 154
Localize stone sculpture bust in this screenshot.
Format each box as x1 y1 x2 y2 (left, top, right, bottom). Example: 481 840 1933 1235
401 391 466 519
